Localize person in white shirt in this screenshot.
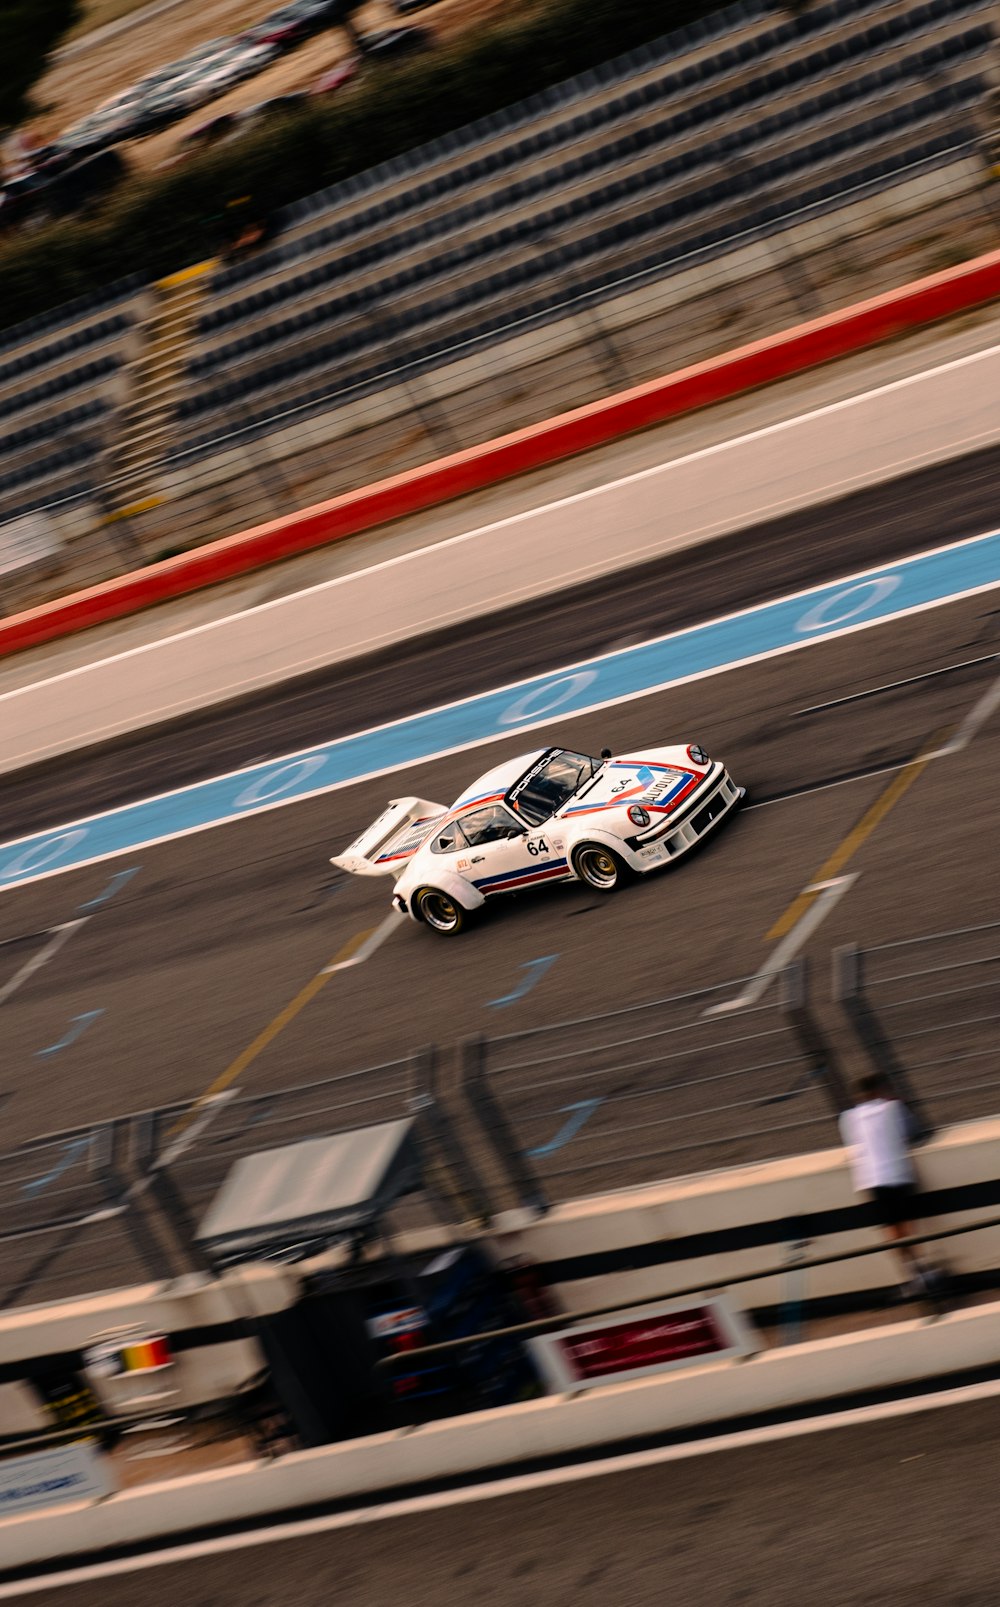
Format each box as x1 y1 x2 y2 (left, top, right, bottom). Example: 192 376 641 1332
839 1072 933 1296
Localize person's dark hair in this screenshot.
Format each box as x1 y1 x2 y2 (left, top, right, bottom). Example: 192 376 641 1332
858 1072 892 1099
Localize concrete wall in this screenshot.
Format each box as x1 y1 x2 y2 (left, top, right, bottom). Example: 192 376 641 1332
3 1118 999 1439
3 329 999 774
4 1299 1000 1573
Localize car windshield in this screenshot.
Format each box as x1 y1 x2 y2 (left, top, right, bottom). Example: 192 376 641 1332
508 750 599 826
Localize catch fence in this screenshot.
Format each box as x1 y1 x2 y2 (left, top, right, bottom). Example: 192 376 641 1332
461 962 844 1210
3 918 998 1307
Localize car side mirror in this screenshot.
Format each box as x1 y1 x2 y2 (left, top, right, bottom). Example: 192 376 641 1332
504 827 524 839
600 748 612 760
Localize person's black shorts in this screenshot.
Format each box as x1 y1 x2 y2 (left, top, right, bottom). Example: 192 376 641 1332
869 1184 918 1227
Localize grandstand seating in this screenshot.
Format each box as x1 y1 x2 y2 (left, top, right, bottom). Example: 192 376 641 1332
0 303 133 521
0 0 993 525
172 0 994 447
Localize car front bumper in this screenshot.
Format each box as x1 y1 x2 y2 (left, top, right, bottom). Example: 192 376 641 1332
625 768 744 871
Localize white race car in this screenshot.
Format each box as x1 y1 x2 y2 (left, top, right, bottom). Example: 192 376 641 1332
333 744 743 934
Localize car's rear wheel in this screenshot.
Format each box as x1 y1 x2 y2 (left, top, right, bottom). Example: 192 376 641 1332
415 887 468 934
572 843 629 892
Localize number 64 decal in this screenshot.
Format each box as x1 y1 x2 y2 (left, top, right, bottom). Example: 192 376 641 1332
526 837 549 857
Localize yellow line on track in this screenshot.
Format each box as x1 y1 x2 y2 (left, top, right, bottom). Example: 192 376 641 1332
766 733 946 942
169 927 376 1136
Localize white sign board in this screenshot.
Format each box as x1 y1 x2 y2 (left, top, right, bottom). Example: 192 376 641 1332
0 510 60 579
0 1441 115 1518
528 1295 757 1394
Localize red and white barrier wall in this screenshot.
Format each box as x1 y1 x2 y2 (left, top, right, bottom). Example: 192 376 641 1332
3 246 1000 663
3 327 998 774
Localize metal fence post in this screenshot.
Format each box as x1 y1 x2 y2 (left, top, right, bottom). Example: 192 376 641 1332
129 1111 213 1276
407 1045 495 1227
460 1035 550 1216
832 945 934 1140
779 1231 810 1347
780 958 850 1119
90 1123 176 1284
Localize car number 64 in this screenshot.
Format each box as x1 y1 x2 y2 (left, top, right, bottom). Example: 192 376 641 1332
526 837 549 857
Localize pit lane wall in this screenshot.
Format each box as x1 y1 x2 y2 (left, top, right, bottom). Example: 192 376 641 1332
5 1302 1000 1577
4 330 1000 775
3 243 1000 667
3 1118 1000 1441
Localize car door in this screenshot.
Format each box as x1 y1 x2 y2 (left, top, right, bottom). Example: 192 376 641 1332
452 804 530 898
457 805 566 897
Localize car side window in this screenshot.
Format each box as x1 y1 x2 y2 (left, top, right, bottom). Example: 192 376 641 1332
460 806 522 847
430 821 468 855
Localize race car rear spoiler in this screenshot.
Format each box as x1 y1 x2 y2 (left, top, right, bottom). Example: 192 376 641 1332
331 796 446 876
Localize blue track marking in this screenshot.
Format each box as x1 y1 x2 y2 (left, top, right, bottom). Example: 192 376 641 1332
20 1137 89 1196
35 1009 104 1058
2 528 1000 893
77 867 140 910
488 955 559 1008
528 1099 604 1157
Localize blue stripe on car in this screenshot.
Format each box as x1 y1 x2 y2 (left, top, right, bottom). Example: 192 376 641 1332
474 858 569 890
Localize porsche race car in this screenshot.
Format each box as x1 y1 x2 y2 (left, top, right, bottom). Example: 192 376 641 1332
332 744 743 934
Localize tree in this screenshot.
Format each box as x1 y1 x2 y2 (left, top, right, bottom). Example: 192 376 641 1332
330 0 365 54
0 0 80 134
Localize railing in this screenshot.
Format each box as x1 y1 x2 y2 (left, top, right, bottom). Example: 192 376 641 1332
3 918 998 1308
0 1055 424 1309
1 127 995 609
460 963 844 1210
375 1211 1000 1385
835 919 1000 1138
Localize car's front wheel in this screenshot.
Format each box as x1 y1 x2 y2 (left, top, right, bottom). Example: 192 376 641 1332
571 843 629 893
414 887 469 934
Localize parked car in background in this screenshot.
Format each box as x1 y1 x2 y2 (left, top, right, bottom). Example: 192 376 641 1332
357 26 433 59
241 0 344 49
179 93 306 155
0 146 128 232
54 107 132 158
194 39 281 96
128 69 216 134
309 57 360 96
51 12 332 162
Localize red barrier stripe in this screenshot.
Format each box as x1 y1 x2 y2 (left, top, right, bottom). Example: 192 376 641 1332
5 245 1000 661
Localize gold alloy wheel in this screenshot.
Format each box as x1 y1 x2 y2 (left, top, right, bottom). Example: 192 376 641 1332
574 845 622 890
417 888 465 932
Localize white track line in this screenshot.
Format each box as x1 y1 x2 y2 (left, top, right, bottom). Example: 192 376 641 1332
5 1371 1000 1596
0 919 88 1007
5 342 1000 701
702 875 857 1015
4 527 1000 850
925 668 1000 758
322 911 403 973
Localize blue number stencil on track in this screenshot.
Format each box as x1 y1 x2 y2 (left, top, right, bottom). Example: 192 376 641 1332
2 528 1000 893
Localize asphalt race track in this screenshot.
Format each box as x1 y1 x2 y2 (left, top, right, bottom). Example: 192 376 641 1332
13 1391 1000 1606
1 448 999 1303
2 439 999 840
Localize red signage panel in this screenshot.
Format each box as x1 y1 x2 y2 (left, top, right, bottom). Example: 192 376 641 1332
529 1297 755 1393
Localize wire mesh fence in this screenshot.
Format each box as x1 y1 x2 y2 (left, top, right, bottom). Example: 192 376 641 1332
0 1122 163 1311
3 130 997 612
463 964 844 1207
0 1056 423 1310
3 920 998 1308
835 919 1000 1135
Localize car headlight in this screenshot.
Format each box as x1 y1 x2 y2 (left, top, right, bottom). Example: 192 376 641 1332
627 804 650 827
687 744 709 766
